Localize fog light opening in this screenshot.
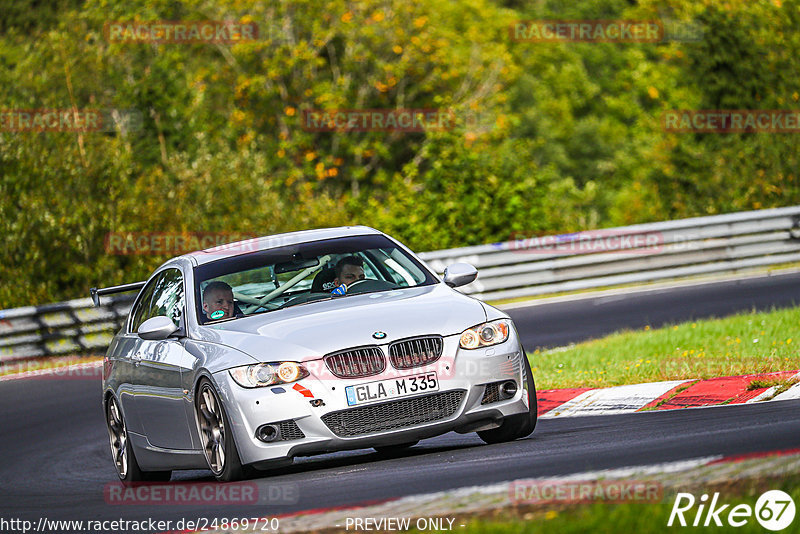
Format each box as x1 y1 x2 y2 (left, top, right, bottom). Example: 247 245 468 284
501 380 517 399
256 424 279 443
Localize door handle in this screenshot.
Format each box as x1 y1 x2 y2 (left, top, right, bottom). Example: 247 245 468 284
132 352 143 366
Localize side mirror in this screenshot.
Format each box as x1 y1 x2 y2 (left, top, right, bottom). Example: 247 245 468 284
138 316 178 341
443 262 478 288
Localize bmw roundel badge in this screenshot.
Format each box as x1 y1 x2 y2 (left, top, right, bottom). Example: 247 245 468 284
372 331 387 339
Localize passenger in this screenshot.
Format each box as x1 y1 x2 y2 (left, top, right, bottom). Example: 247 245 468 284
202 281 235 321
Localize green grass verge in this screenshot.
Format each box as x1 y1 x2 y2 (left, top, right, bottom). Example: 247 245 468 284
529 306 799 389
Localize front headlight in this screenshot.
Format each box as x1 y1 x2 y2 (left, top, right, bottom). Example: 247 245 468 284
229 362 309 388
459 319 511 349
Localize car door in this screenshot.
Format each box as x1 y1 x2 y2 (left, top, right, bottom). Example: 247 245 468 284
132 267 196 450
114 273 163 435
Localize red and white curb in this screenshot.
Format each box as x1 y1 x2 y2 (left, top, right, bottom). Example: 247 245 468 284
771 380 800 401
540 379 690 417
537 370 800 418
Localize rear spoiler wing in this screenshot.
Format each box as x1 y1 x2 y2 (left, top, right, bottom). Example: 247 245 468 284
90 281 146 307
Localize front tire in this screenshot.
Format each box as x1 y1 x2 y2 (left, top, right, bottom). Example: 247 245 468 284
195 378 251 482
477 351 537 445
106 395 171 483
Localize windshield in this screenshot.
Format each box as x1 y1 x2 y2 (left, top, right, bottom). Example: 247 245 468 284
194 234 437 323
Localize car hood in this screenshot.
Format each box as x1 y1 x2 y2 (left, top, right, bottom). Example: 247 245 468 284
193 284 487 362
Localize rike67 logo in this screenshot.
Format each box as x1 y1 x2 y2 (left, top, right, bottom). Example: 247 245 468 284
668 490 796 531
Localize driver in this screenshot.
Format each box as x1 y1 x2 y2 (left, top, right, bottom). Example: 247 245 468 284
333 256 366 289
202 281 235 321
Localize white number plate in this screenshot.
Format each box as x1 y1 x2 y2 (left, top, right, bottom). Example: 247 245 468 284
345 372 438 406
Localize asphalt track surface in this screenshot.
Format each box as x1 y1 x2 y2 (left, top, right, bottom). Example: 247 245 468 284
508 271 800 350
2 272 800 531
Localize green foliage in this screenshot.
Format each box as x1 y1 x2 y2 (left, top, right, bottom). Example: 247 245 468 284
1 0 799 306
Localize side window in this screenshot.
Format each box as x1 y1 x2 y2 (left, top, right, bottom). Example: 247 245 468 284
129 269 185 332
358 253 380 280
129 274 163 333
382 249 426 287
150 269 185 327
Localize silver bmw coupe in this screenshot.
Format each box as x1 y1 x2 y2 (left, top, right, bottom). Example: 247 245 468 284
95 226 536 482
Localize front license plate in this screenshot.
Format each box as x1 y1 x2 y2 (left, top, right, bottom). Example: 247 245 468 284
345 372 438 406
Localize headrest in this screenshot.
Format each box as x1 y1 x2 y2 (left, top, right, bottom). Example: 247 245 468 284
311 266 337 293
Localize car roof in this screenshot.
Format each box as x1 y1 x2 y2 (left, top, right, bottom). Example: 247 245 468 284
182 225 383 266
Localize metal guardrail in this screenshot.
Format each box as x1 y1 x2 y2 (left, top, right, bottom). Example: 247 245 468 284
418 205 800 300
0 295 134 362
2 206 799 362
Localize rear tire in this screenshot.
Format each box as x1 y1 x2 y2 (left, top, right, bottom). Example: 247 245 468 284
477 351 537 445
106 395 171 483
195 378 253 481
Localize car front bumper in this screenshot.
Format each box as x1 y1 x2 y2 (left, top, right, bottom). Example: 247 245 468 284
212 331 531 466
